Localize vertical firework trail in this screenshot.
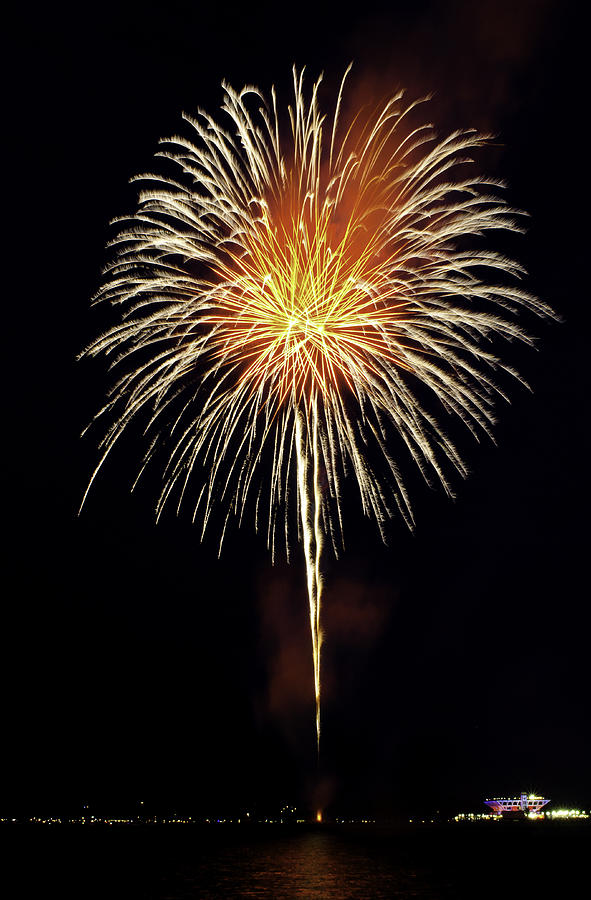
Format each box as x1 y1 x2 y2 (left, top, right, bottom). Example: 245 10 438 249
82 67 553 755
296 400 323 747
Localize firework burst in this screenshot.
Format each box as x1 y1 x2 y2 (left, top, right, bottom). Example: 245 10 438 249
82 67 552 748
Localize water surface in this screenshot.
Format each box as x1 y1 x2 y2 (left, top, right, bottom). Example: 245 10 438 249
3 821 588 898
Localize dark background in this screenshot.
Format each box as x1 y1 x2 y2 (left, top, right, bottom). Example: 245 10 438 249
5 0 587 819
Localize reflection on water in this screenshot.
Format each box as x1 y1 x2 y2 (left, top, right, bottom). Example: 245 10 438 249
3 821 588 899
156 822 589 900
167 829 443 899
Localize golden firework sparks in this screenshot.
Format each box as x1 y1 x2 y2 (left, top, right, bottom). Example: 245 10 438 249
82 67 553 750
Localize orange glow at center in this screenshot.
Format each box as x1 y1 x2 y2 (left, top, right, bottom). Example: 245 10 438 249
207 173 411 411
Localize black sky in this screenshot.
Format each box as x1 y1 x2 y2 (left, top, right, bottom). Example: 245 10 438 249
5 0 588 818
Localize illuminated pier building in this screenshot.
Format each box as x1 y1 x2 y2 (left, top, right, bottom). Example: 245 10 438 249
484 792 550 817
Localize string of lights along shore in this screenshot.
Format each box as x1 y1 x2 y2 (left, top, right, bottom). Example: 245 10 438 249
82 67 554 756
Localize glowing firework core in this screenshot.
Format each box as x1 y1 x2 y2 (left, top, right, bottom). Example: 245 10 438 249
83 67 552 752
209 169 410 409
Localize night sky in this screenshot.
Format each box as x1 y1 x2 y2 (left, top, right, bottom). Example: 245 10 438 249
6 0 588 818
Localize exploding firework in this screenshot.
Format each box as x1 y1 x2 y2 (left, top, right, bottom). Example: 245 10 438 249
82 67 552 749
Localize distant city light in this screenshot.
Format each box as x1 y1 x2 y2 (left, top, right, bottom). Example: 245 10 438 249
453 813 498 822
0 803 588 827
547 809 589 819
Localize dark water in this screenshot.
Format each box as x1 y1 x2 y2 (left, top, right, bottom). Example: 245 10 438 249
2 822 588 899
